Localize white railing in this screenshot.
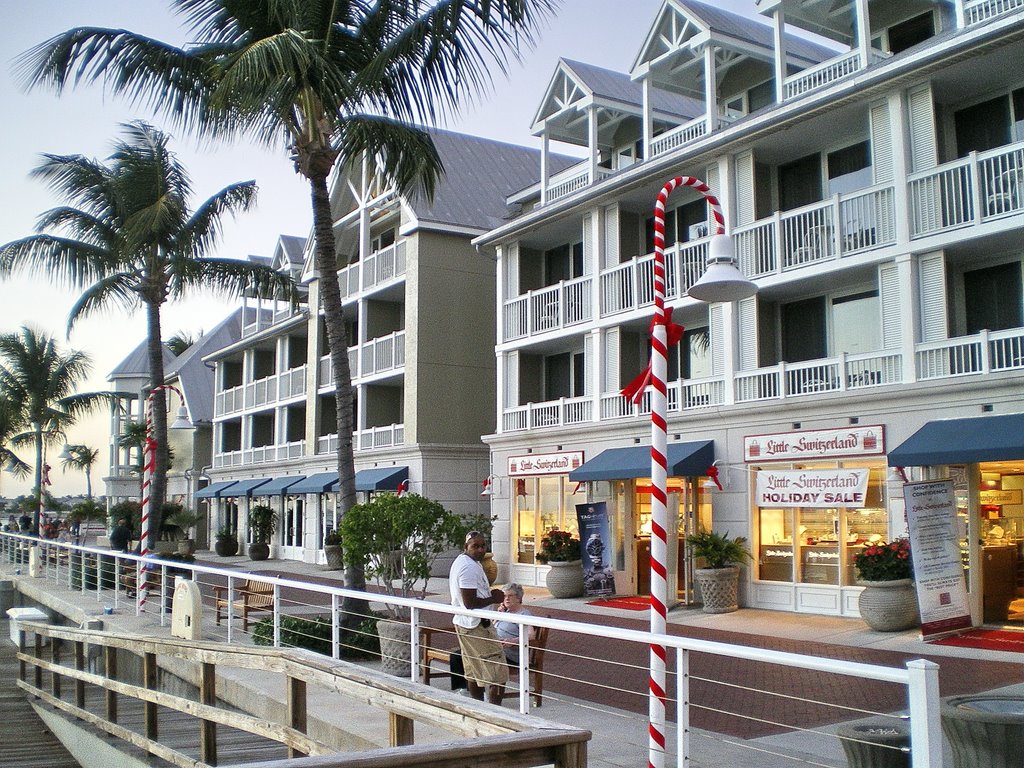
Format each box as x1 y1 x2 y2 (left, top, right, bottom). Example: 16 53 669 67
359 330 406 377
545 161 614 202
1 531 945 768
909 142 1024 238
965 0 1024 24
734 352 903 404
502 277 593 341
215 383 245 417
358 423 405 450
362 240 407 290
916 328 1024 380
501 397 593 432
649 116 708 158
241 300 301 338
784 50 862 99
213 449 242 468
244 374 276 409
278 365 307 399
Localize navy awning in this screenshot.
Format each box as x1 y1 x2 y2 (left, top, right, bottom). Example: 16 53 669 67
568 440 715 481
250 475 307 497
354 466 409 492
195 480 238 499
222 478 272 497
888 413 1024 466
289 472 339 494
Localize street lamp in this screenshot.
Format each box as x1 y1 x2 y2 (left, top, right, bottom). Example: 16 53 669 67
137 384 192 612
640 177 756 768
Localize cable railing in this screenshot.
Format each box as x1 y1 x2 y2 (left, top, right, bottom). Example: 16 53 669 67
2 531 943 768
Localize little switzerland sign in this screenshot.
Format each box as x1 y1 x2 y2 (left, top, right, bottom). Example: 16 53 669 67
507 451 584 476
755 469 870 508
744 425 884 462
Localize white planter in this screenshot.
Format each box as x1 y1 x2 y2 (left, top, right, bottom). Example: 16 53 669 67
377 618 412 677
545 560 584 598
694 566 740 614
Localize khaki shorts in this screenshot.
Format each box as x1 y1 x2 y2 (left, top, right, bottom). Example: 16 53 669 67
455 623 509 687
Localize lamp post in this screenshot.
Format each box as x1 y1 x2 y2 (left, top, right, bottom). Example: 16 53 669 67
137 384 192 613
641 177 757 768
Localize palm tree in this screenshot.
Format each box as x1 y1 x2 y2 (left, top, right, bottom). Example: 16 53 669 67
0 121 297 548
19 0 556 595
0 395 30 480
61 444 100 500
0 327 109 534
166 332 196 357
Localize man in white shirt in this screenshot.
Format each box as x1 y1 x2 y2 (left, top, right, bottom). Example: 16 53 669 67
449 531 507 704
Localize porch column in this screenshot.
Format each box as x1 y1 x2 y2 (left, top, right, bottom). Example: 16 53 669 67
772 9 787 103
540 131 550 206
854 0 871 69
588 106 599 184
703 45 717 135
642 78 653 159
895 252 917 385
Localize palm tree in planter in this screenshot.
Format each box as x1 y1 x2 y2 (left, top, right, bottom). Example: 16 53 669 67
686 527 751 614
338 493 470 677
248 505 277 561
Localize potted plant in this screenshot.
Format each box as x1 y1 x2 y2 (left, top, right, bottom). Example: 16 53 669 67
537 529 583 598
214 526 239 557
853 537 919 631
337 492 470 676
248 505 277 561
686 527 751 613
323 528 343 570
162 507 205 556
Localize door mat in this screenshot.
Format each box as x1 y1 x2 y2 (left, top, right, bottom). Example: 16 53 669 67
588 595 650 611
930 628 1024 653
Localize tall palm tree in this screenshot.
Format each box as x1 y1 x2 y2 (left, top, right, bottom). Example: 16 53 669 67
19 0 556 595
0 327 109 534
0 121 297 549
0 395 30 480
61 444 100 500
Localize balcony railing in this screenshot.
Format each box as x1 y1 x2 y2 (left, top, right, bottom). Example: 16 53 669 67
916 328 1024 380
337 240 408 300
213 439 306 468
734 352 902 405
503 276 593 341
215 366 307 417
909 142 1024 238
545 161 614 202
650 115 708 158
501 396 593 432
242 300 303 337
965 0 1024 24
317 423 405 455
598 240 706 317
784 50 863 100
360 330 406 378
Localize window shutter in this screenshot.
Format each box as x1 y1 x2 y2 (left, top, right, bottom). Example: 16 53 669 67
735 152 755 226
504 351 519 408
737 296 758 370
602 327 620 392
710 304 725 376
504 242 519 299
908 85 937 173
705 164 721 229
582 213 594 276
870 100 894 184
918 253 947 342
583 334 594 396
603 204 620 269
879 263 901 349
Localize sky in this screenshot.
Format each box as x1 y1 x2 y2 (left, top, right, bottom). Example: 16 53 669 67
0 0 763 496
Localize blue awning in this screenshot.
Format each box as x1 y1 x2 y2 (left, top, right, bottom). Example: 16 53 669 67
289 472 339 494
888 414 1024 467
354 466 409 492
195 480 238 499
221 478 272 497
250 475 307 497
568 441 715 482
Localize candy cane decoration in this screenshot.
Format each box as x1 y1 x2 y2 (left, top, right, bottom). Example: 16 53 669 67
137 383 185 615
646 177 724 768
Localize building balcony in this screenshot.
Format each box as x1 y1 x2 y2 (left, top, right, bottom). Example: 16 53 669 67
546 160 614 202
316 423 405 455
318 330 406 385
965 0 1024 25
502 277 593 342
337 240 408 301
213 439 306 468
241 301 305 338
214 364 308 417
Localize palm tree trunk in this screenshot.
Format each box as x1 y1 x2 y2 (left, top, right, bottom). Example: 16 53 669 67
308 163 369 623
144 296 169 553
33 423 43 536
85 464 92 500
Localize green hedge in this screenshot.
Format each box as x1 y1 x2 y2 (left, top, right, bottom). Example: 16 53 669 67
252 614 380 660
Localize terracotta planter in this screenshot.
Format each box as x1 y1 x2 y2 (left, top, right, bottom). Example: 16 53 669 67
858 579 919 632
482 552 498 585
323 544 343 570
694 566 740 614
545 560 584 598
377 618 412 677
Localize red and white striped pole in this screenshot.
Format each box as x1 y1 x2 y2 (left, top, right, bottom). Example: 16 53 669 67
647 177 725 768
137 383 185 615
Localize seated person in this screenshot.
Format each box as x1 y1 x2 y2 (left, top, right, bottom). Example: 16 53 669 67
495 582 536 664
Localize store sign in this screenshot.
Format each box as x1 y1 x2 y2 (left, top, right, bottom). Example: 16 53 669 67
979 489 1023 505
507 451 584 476
904 479 972 638
744 426 884 462
755 469 870 508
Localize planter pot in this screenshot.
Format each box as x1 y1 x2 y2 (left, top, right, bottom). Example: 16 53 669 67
482 552 498 585
941 695 1024 768
215 537 239 557
248 542 270 561
857 579 919 632
694 566 741 613
377 618 412 677
323 544 343 570
545 560 584 598
837 720 910 768
177 539 196 557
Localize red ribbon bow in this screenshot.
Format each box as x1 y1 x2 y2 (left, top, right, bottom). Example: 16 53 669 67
620 308 685 404
705 465 723 491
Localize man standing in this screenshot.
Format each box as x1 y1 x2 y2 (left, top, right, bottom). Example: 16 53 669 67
449 531 507 704
109 517 133 553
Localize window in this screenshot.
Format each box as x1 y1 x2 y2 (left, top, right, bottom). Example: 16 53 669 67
644 199 709 252
513 476 585 564
827 142 871 196
965 262 1023 334
544 351 585 399
371 228 396 253
667 327 711 381
887 12 935 54
832 291 880 355
781 297 827 362
778 153 822 211
956 96 1012 157
544 241 583 284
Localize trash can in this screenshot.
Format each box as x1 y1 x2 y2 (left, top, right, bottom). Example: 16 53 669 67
837 720 910 768
941 695 1024 768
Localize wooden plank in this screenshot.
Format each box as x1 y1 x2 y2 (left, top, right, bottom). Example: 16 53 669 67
143 650 158 741
200 661 217 766
288 675 307 759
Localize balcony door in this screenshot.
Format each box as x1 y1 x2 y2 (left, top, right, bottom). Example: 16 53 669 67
965 262 1023 334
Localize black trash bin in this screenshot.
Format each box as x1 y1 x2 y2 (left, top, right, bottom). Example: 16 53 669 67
837 720 910 768
941 695 1024 768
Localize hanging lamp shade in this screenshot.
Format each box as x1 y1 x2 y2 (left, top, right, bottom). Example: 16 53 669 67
687 234 758 303
170 405 193 430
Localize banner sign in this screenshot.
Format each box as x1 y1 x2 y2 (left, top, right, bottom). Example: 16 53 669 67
904 479 972 638
755 469 870 508
577 501 615 597
508 451 584 476
979 489 1023 506
744 426 884 462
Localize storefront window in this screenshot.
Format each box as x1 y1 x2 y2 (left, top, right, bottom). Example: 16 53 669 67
513 476 585 564
320 495 339 550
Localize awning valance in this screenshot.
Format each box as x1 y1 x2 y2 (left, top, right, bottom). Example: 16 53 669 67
568 440 714 482
250 476 307 497
222 478 272 497
888 413 1024 466
289 472 339 494
194 480 238 499
354 466 409 492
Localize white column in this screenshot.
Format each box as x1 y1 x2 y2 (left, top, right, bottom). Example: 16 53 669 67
854 0 871 68
773 9 787 103
896 253 917 385
588 107 599 183
540 132 550 206
642 78 653 159
703 45 717 135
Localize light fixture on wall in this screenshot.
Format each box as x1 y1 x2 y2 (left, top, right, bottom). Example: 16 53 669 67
481 475 496 496
981 472 1001 489
396 479 409 497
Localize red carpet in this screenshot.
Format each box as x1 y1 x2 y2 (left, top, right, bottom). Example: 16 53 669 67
588 595 650 611
931 628 1024 653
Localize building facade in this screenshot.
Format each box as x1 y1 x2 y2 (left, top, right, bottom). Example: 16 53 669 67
477 0 1024 624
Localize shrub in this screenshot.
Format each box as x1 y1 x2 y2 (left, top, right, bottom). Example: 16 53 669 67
854 538 913 581
537 529 581 563
252 614 381 660
686 527 751 569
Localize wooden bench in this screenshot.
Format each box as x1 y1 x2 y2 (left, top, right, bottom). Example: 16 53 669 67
420 624 549 708
213 578 275 632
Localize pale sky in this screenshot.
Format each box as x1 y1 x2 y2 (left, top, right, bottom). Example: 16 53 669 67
0 0 763 496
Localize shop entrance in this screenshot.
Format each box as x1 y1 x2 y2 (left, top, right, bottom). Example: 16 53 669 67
975 461 1024 625
633 478 709 603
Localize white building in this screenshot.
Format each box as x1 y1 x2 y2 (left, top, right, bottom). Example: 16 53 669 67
476 0 1024 623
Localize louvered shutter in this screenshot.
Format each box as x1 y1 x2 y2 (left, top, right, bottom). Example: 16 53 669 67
602 327 620 392
603 204 620 269
582 213 594 276
705 164 721 230
879 263 901 349
918 253 947 342
504 351 519 409
870 100 894 184
735 152 755 226
908 85 937 172
583 334 594 396
737 296 758 370
504 242 519 299
709 304 725 376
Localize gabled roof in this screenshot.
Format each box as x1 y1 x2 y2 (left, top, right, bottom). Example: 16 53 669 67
274 235 306 272
108 339 173 382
